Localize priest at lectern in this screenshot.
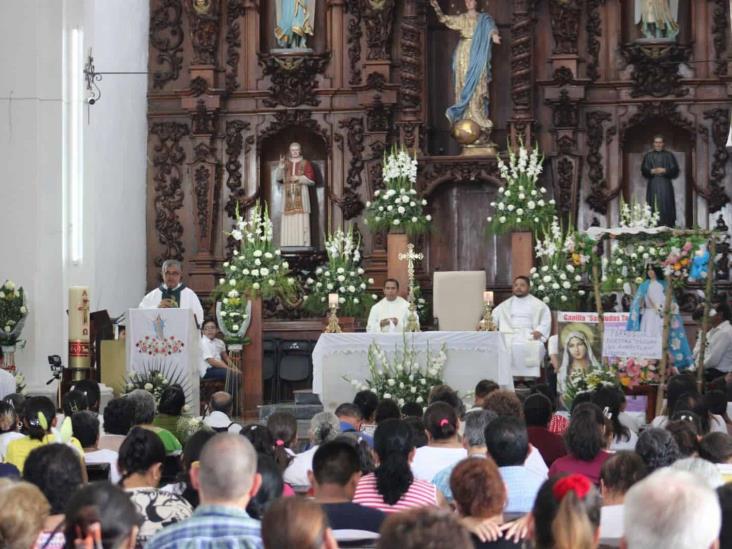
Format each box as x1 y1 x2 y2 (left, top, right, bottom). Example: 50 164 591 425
367 279 415 333
139 259 204 328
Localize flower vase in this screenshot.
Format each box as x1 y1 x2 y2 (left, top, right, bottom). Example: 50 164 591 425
387 233 410 298
0 345 16 373
511 231 534 279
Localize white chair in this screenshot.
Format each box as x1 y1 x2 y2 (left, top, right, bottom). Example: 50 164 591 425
433 271 486 331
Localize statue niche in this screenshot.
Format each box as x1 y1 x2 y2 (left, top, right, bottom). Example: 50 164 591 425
260 0 328 53
622 119 693 228
260 128 327 251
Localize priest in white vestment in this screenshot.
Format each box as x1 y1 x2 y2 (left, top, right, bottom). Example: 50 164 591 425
139 259 204 328
367 279 416 333
492 276 551 377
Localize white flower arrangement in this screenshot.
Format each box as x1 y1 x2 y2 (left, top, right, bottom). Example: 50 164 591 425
122 361 189 405
346 337 447 406
0 280 28 346
303 227 377 318
365 145 431 236
530 217 590 309
215 203 296 336
487 144 555 234
619 199 660 229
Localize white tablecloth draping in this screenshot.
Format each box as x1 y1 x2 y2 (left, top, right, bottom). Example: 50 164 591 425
312 331 514 410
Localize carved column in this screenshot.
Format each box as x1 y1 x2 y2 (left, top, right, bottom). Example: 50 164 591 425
242 0 261 89
396 0 424 151
183 0 224 299
328 0 347 88
509 0 535 148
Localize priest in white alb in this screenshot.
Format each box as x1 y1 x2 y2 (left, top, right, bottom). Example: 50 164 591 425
492 276 551 377
367 279 416 333
139 259 204 328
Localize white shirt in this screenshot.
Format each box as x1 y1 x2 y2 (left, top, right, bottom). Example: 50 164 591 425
366 296 415 333
411 446 467 482
139 285 204 328
0 369 15 400
651 413 728 434
610 428 639 452
200 336 227 377
85 448 121 484
695 320 732 372
524 444 549 478
600 504 625 543
283 445 319 488
619 411 643 434
203 411 242 434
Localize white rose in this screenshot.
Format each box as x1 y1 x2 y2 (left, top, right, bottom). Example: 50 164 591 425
253 250 263 257
338 275 346 282
264 252 273 259
260 268 270 276
402 196 410 204
560 295 568 302
252 282 260 290
241 269 250 275
562 281 571 289
251 269 259 277
384 393 392 399
19 306 27 314
219 278 225 285
499 216 506 223
393 219 401 225
229 279 236 286
507 204 515 212
416 396 424 403
269 279 275 286
144 383 153 391
425 214 432 221
254 258 261 266
232 324 240 331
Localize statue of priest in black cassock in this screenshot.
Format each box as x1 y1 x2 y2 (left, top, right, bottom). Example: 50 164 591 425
641 135 680 228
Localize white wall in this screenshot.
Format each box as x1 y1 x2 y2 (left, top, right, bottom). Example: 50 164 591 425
0 0 148 389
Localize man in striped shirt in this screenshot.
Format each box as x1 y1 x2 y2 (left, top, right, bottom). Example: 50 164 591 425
147 433 263 549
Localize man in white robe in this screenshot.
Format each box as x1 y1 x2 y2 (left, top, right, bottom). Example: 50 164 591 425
492 276 551 378
139 259 204 328
366 279 416 333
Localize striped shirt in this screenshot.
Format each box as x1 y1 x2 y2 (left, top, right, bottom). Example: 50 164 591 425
352 473 438 513
548 414 569 435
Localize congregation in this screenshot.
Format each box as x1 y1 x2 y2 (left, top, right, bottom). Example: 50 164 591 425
0 372 730 549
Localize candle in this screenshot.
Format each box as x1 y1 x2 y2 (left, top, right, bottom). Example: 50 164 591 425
328 293 339 308
483 291 494 305
69 286 91 372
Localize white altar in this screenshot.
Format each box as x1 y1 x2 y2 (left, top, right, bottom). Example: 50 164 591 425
312 331 513 410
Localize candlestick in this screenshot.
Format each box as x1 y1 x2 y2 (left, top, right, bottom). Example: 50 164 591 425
483 291 494 305
324 304 342 334
328 293 339 308
68 286 91 379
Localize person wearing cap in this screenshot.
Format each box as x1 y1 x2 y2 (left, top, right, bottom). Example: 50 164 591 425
203 392 242 434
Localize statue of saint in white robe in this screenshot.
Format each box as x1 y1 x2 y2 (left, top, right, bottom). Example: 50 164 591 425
366 296 416 333
492 294 551 377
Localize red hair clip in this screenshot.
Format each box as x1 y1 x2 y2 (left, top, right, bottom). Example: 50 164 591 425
552 474 592 502
439 418 449 427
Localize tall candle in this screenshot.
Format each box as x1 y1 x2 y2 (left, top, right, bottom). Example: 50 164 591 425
328 293 339 308
483 291 494 305
69 286 91 372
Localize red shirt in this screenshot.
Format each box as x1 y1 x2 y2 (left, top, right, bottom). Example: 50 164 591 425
548 450 612 486
527 426 567 467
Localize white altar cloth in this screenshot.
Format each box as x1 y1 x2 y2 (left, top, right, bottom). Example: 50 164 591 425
312 331 514 410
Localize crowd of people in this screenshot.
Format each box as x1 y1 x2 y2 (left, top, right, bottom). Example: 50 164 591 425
0 372 730 548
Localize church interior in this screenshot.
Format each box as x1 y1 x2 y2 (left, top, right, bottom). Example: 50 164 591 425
2 1 732 547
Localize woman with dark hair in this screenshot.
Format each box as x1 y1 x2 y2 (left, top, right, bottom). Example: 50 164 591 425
591 386 636 451
375 398 402 424
64 482 143 549
247 453 285 520
635 427 681 472
548 403 611 485
650 373 703 428
160 428 216 508
354 390 379 436
118 426 192 546
283 412 340 488
411 402 466 482
6 396 82 473
704 390 732 434
100 397 135 452
450 457 522 548
266 411 298 472
241 423 276 457
24 443 85 548
153 384 188 444
353 418 440 512
532 474 602 549
665 416 701 456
